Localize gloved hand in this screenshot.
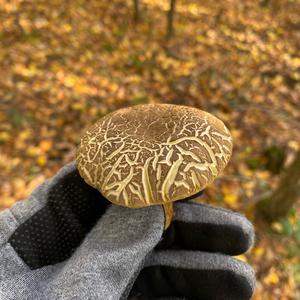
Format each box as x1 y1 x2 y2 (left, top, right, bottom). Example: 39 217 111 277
0 162 255 300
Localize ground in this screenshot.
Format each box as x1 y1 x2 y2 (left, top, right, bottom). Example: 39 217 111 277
0 0 300 298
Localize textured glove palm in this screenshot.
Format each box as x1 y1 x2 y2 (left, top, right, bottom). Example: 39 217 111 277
0 162 255 300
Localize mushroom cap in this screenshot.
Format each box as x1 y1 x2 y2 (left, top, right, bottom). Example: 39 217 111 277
76 104 233 208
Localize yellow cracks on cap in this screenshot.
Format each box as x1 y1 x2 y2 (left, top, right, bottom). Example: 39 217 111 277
161 154 184 202
142 157 154 205
76 104 233 209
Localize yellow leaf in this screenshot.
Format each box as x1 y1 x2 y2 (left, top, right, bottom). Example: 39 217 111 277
253 246 265 257
74 82 90 94
27 146 42 157
234 255 247 262
13 178 26 199
243 169 254 177
39 140 53 152
14 64 39 78
288 214 297 225
64 75 79 88
224 194 238 206
37 155 47 167
291 57 300 68
1 196 15 208
63 23 72 33
71 102 85 111
91 24 102 33
264 268 279 285
256 170 270 180
271 222 283 233
89 107 98 116
242 181 255 197
231 129 242 139
288 140 299 151
19 130 31 141
13 178 26 190
108 82 119 93
0 131 10 143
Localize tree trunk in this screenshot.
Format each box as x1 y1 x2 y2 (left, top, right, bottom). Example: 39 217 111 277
133 0 139 22
15 12 24 33
166 0 176 39
256 151 300 222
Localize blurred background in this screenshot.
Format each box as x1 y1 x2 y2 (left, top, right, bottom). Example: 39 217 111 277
0 0 300 298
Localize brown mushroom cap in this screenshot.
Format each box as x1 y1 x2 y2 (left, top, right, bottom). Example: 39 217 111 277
76 104 233 208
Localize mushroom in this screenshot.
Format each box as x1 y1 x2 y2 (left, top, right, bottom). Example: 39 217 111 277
76 104 233 229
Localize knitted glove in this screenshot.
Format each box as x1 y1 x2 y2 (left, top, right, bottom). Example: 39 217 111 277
0 162 255 299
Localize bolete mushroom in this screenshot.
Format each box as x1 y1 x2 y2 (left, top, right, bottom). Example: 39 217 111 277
76 104 233 229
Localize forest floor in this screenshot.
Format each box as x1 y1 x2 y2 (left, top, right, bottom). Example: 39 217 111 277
0 0 300 298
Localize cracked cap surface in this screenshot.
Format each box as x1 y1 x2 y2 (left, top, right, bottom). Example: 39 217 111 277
76 104 233 208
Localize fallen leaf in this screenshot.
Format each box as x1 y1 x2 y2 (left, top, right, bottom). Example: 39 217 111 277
39 140 53 152
264 268 279 285
224 194 238 206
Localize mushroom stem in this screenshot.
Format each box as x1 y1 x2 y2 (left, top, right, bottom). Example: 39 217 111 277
163 202 174 229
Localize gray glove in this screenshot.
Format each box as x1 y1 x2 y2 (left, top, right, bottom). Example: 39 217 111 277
0 162 255 300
